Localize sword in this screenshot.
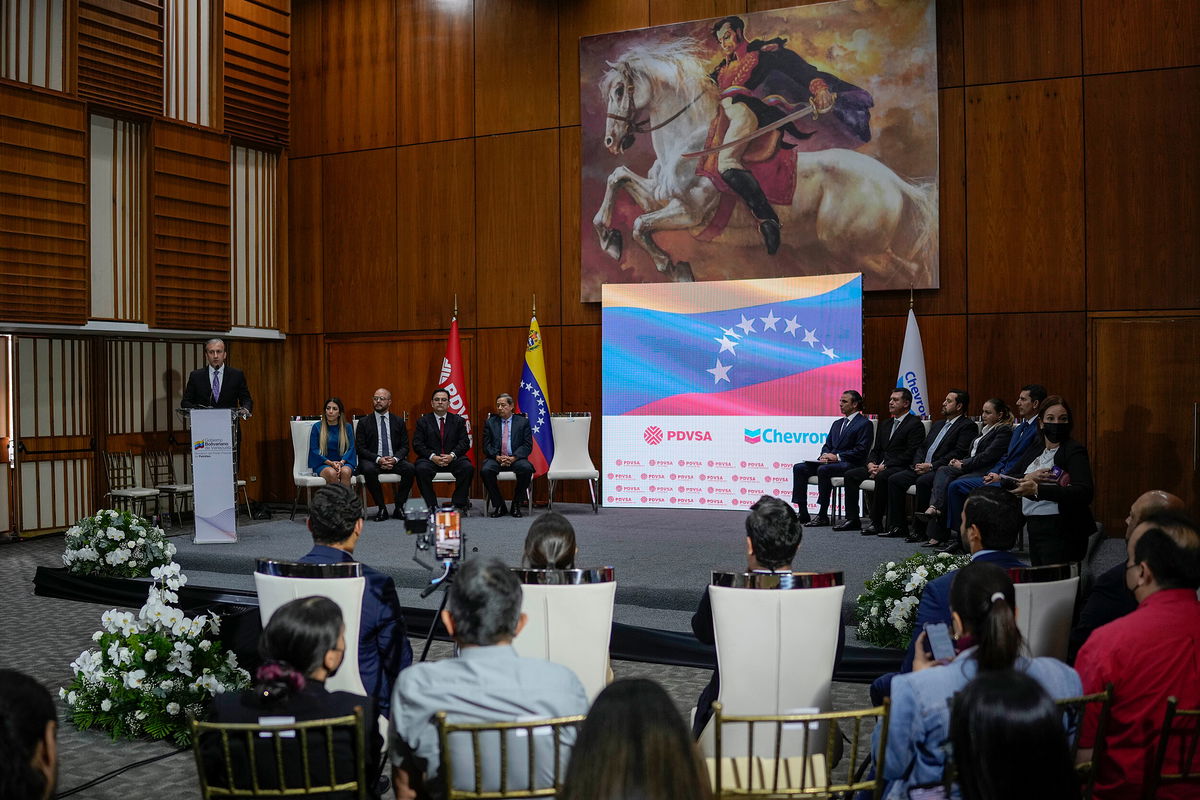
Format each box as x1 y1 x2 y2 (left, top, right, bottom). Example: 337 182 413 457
682 102 816 159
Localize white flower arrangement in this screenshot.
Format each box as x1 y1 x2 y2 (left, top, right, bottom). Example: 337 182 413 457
61 562 250 746
854 551 970 649
62 509 175 578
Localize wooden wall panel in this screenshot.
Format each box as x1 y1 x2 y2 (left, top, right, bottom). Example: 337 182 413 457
77 0 165 117
321 148 397 333
0 87 88 324
649 0 746 27
149 121 231 330
1085 68 1200 312
289 0 323 157
227 339 286 501
475 325 562 424
321 0 396 152
284 333 326 419
935 0 964 88
963 0 1081 85
863 315 967 420
475 130 561 328
473 0 558 137
397 0 472 144
865 88 966 318
558 324 602 503
286 156 322 333
1083 0 1200 74
559 127 600 326
224 0 291 147
558 0 648 127
967 312 1087 440
965 79 1083 315
396 139 475 330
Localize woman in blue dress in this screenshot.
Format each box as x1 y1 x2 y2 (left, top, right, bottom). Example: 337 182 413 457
309 397 356 488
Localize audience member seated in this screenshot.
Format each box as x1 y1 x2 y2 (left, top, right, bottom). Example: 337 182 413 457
0 669 58 800
691 494 844 739
1075 509 1200 800
834 388 924 534
309 396 358 488
412 389 474 513
300 484 412 718
918 397 1014 547
203 596 382 798
1067 490 1184 663
881 389 977 542
790 389 872 526
1008 396 1095 566
481 393 534 518
560 679 712 800
523 511 578 570
949 670 1081 800
871 486 1026 703
943 384 1047 545
389 557 588 799
877 562 1080 799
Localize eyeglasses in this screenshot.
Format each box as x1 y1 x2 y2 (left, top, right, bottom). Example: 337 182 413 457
372 396 389 401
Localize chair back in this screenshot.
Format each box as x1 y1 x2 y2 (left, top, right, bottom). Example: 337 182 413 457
1008 564 1079 660
103 450 140 490
547 414 597 478
191 708 369 799
710 701 889 798
253 559 368 698
699 572 845 757
291 419 317 478
436 712 585 799
145 450 176 486
1144 697 1200 799
1056 684 1113 800
510 568 616 701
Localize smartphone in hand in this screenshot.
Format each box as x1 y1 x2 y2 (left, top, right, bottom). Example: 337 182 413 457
923 622 956 662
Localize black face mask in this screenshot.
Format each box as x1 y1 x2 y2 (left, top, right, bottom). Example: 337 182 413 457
1042 422 1071 444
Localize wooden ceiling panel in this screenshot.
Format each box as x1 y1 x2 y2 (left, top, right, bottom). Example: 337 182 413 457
77 0 165 117
224 0 291 146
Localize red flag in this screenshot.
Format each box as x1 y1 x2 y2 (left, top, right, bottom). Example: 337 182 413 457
437 317 475 465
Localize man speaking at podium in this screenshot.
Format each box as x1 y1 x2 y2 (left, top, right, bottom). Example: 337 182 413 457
181 338 253 415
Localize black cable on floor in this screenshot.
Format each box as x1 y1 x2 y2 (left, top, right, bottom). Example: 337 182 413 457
55 746 189 798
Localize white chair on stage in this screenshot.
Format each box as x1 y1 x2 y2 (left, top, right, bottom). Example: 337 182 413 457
289 418 328 521
510 567 616 702
253 559 368 698
546 413 599 513
1008 563 1080 661
694 571 845 759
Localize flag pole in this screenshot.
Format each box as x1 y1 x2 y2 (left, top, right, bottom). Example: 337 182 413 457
454 293 458 319
532 294 537 319
909 283 914 310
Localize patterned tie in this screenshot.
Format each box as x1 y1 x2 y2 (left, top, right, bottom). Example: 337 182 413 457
502 418 511 457
211 369 221 405
380 414 391 458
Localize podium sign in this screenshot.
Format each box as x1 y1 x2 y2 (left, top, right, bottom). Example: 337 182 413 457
190 409 237 543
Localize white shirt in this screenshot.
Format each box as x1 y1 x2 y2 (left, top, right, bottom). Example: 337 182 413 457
1021 446 1060 516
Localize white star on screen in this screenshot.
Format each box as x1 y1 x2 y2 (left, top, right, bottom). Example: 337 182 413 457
784 316 802 336
760 310 780 331
802 328 819 347
821 345 838 360
736 315 756 335
714 335 739 354
707 359 733 383
721 326 742 340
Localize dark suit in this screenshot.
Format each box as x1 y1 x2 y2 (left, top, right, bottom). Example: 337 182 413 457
790 413 873 518
1013 438 1096 566
869 549 1028 704
298 545 412 718
884 416 978 530
842 414 925 525
945 418 1042 530
925 424 1014 542
355 413 415 512
182 365 253 411
412 412 474 509
1067 561 1137 664
205 682 382 798
480 413 534 513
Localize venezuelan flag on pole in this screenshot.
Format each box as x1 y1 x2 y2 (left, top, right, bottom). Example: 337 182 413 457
517 316 555 476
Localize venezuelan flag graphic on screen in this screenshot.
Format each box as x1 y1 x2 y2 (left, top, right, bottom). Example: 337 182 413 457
517 317 555 475
602 275 863 416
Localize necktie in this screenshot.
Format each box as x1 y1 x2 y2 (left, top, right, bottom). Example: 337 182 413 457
502 419 511 456
439 416 445 451
211 369 221 405
927 418 953 460
380 415 391 458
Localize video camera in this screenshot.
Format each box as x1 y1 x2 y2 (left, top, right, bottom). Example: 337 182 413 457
403 505 464 561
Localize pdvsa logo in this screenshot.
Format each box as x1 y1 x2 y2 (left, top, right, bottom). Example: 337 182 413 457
678 486 702 494
644 426 664 445
607 496 633 505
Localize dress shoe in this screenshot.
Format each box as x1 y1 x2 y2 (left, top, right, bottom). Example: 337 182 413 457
511 507 523 519
860 522 880 536
914 510 942 525
488 507 507 518
878 526 909 539
832 519 861 531
373 509 389 522
803 516 831 528
904 532 926 544
938 540 965 555
921 539 943 548
392 506 405 518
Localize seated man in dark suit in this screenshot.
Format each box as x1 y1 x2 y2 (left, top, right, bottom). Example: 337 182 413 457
1067 489 1183 663
298 484 412 718
481 393 534 518
181 337 253 415
412 388 474 512
790 389 872 526
834 388 925 534
356 387 416 522
869 485 1027 704
880 389 978 541
690 495 845 739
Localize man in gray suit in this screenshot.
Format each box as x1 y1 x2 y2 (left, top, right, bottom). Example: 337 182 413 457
480 393 534 518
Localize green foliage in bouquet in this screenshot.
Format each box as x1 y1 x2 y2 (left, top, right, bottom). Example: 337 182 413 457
854 551 970 649
62 508 175 578
60 563 250 746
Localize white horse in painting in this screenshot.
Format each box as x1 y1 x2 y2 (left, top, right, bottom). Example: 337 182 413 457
593 41 937 287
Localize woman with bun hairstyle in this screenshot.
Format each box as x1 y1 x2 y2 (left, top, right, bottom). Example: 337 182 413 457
876 562 1081 799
